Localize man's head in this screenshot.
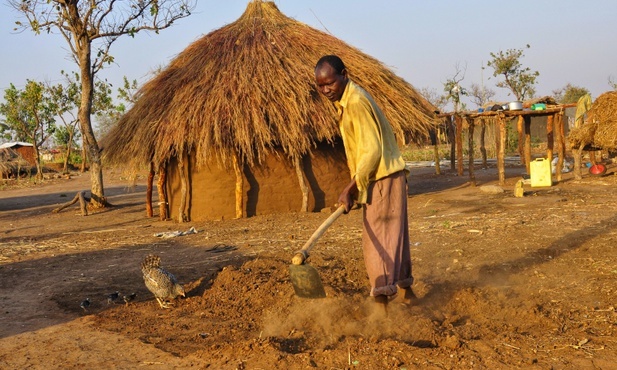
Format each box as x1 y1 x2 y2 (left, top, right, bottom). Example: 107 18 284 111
315 55 348 102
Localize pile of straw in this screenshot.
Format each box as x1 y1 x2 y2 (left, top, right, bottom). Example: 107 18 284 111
102 0 437 170
568 91 617 149
589 91 617 149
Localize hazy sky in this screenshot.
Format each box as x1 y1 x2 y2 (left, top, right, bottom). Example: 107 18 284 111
1 0 616 111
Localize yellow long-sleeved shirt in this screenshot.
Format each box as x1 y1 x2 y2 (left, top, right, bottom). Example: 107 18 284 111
334 80 406 204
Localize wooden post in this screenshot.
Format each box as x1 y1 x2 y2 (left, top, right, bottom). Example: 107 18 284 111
497 114 506 185
455 114 463 176
573 107 584 180
546 115 554 164
232 151 243 219
556 112 566 182
433 143 441 175
480 118 487 169
524 116 532 174
294 155 309 212
146 162 154 217
467 117 476 186
157 162 168 221
177 151 189 223
517 116 524 164
447 116 455 171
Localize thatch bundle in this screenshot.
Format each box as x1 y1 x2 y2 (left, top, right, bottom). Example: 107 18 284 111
568 91 617 149
588 91 617 149
102 0 436 170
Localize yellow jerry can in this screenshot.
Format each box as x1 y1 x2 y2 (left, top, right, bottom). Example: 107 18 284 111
530 158 552 187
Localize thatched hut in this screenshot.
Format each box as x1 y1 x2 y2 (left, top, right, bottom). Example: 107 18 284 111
102 0 437 221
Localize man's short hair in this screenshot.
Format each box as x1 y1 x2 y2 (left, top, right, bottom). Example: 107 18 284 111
315 55 346 74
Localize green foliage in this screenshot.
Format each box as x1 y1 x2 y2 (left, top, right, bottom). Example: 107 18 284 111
0 80 57 178
444 79 467 111
0 81 56 145
553 83 590 104
487 45 539 101
442 63 467 112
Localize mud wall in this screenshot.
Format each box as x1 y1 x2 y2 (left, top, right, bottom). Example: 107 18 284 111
166 142 349 221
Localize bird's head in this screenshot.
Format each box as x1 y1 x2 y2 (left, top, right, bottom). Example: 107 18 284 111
175 284 186 298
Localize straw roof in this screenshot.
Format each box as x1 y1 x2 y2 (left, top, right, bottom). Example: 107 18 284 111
102 0 437 169
568 91 617 149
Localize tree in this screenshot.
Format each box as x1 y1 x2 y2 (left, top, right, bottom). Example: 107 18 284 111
468 83 496 108
48 70 119 173
48 72 81 173
487 45 539 101
418 87 447 112
95 76 139 139
0 81 56 179
443 63 467 112
10 0 196 208
552 83 590 104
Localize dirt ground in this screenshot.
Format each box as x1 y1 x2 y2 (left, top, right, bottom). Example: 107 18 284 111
1 161 617 369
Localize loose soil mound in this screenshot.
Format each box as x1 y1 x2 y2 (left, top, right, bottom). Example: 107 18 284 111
1 166 617 369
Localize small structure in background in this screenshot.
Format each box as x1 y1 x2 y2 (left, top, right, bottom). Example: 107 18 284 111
0 142 35 179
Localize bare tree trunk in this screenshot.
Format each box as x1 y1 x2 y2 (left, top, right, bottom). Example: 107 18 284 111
31 140 43 180
77 38 106 208
80 134 88 173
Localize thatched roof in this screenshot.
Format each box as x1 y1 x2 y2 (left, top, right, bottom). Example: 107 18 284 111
102 0 437 168
569 91 617 149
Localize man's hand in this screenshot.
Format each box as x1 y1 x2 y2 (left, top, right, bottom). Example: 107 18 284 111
338 179 358 213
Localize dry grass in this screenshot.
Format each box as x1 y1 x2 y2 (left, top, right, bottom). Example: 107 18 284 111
569 91 617 149
102 0 437 170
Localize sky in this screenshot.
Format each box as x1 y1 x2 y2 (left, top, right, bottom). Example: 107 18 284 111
1 0 616 112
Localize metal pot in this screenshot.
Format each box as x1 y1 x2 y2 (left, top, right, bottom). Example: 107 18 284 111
508 101 523 111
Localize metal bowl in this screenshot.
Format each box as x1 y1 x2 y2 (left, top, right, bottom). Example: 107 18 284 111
508 101 523 111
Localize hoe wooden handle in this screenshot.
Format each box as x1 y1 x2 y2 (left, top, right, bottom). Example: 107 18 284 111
291 205 346 265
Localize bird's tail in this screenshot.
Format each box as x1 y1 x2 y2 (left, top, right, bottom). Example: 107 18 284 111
141 254 161 271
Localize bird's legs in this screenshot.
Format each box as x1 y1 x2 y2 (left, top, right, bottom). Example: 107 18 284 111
156 297 173 309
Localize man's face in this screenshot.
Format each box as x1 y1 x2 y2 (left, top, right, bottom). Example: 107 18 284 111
315 63 348 102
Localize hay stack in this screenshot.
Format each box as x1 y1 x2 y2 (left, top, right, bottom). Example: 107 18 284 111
588 91 617 149
102 0 437 170
568 91 617 149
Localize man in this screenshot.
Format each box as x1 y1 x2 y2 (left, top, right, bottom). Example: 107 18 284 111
314 55 414 312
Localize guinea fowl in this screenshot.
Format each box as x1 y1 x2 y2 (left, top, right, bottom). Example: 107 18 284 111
141 254 185 308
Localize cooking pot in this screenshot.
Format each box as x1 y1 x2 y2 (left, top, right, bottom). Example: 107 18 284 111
508 101 523 111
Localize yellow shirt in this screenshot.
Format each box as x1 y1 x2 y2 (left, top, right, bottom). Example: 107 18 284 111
335 80 406 204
